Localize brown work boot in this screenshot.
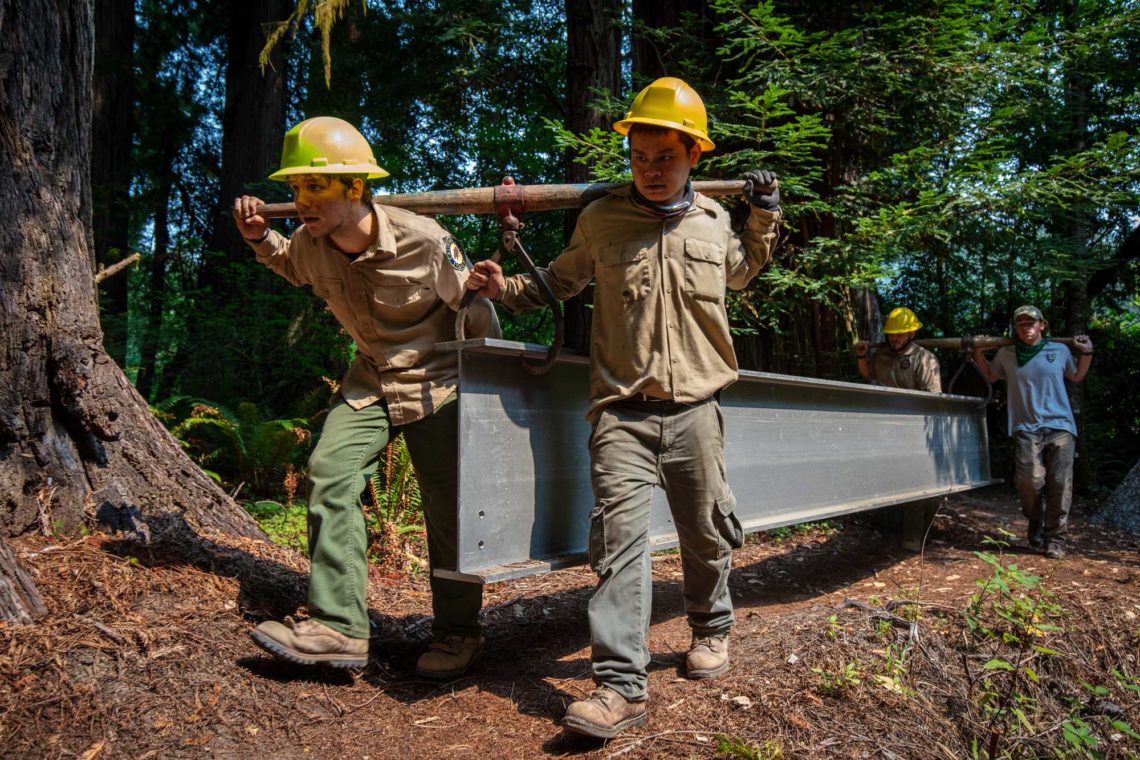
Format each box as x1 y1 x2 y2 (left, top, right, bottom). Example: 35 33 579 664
250 616 369 668
415 634 484 681
561 686 647 739
686 632 730 679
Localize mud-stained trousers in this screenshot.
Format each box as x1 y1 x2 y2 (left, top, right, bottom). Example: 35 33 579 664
586 397 744 702
305 393 481 640
1012 428 1076 544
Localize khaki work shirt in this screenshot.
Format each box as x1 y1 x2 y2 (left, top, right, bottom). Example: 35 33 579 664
870 342 941 393
499 187 779 421
249 203 500 425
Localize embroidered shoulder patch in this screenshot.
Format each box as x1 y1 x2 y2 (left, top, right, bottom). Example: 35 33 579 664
442 236 466 271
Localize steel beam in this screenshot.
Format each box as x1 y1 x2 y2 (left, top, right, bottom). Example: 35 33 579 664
437 339 996 583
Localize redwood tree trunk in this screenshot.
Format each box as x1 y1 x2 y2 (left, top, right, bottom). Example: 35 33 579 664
562 0 622 353
201 0 291 290
0 0 263 616
91 0 135 364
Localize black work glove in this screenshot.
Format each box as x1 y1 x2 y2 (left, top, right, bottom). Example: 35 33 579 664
744 170 780 212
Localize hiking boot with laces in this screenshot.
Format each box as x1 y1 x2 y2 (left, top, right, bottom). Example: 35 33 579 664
250 616 369 668
686 632 730 679
1045 541 1066 560
415 634 484 681
561 686 647 739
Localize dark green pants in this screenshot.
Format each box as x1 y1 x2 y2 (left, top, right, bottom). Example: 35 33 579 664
305 393 480 639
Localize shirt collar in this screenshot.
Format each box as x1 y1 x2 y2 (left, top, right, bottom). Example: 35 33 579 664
326 202 394 263
605 183 718 218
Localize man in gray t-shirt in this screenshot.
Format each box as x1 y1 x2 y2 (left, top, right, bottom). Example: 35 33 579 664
974 305 1093 559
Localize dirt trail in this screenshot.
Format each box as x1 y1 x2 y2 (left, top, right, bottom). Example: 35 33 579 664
2 486 1138 759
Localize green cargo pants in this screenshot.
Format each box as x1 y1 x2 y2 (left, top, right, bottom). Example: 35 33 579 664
587 397 744 702
305 393 480 639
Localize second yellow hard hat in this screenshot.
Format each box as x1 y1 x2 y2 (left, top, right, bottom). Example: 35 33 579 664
883 307 922 334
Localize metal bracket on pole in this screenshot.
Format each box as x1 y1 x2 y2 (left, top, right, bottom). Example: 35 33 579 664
455 177 564 375
947 335 993 407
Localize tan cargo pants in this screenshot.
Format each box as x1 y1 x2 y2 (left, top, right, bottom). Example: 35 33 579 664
586 396 744 701
1012 428 1075 544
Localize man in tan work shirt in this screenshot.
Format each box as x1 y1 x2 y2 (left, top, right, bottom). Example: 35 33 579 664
233 117 499 679
467 77 780 738
854 307 941 393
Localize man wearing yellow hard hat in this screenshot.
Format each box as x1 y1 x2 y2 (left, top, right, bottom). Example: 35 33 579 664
854 306 941 393
233 117 500 679
467 77 781 738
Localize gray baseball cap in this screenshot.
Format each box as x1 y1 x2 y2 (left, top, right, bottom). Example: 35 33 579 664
1012 304 1044 321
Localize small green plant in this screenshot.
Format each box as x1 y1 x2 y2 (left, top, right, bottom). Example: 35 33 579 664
825 613 844 640
812 660 862 694
246 499 309 553
767 520 840 541
715 735 783 760
365 435 425 572
873 643 911 695
962 541 1067 759
1052 678 1140 758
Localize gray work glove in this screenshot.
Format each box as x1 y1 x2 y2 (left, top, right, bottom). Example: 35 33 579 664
743 170 780 212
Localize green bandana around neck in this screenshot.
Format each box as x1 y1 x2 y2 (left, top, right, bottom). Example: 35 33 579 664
1015 336 1050 367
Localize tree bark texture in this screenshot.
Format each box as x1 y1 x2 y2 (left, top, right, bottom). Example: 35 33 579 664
0 1 264 547
0 537 47 623
201 0 291 289
91 0 135 363
562 0 622 353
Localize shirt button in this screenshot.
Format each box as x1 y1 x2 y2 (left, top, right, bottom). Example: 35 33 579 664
663 253 670 259
665 287 672 294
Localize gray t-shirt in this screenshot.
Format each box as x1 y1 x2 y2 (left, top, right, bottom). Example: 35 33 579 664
989 342 1078 436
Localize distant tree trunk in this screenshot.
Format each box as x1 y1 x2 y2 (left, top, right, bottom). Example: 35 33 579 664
0 0 264 619
1061 0 1093 492
201 0 291 290
92 0 136 364
135 159 175 402
563 0 622 353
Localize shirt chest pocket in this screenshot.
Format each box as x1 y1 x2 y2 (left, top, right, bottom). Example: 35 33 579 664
372 281 430 308
683 239 726 303
598 243 652 304
311 276 345 302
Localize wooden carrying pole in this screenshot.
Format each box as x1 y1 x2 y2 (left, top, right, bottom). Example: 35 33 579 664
872 336 1078 350
256 180 747 218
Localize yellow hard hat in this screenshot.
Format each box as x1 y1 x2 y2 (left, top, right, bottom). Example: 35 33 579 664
883 307 922 334
268 116 389 181
613 77 715 152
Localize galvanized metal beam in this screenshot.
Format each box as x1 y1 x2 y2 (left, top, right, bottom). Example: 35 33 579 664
437 338 997 584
